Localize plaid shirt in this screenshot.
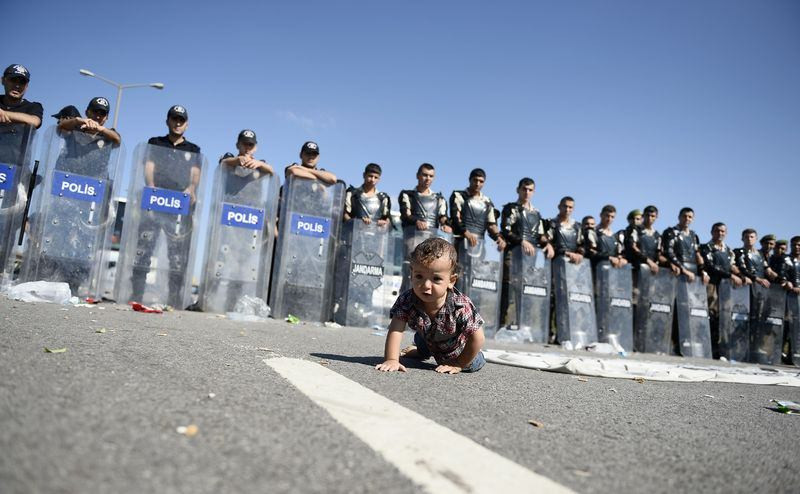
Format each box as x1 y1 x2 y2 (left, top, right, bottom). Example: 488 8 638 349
390 288 484 364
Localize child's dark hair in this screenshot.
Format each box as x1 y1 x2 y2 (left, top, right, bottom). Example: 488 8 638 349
410 237 458 275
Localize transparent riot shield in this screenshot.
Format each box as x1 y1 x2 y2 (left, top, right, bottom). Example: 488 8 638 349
675 276 712 358
634 267 676 354
333 220 394 328
717 279 750 361
456 238 501 337
749 285 785 364
0 123 36 285
114 143 207 308
594 261 634 352
497 246 550 343
20 126 123 299
400 225 454 293
787 293 799 367
199 165 279 314
553 256 598 348
269 176 344 322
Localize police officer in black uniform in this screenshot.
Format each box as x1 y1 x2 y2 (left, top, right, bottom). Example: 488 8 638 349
734 228 773 289
450 168 505 251
1 64 42 273
662 207 709 284
700 222 743 357
398 163 451 234
31 97 122 293
543 196 585 263
130 105 201 307
627 205 665 275
344 163 391 226
586 205 628 269
499 177 554 325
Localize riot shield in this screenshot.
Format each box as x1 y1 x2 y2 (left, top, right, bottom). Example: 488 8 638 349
0 123 36 285
553 256 597 347
500 246 550 343
675 276 712 358
634 268 676 354
199 164 279 314
594 261 634 352
634 267 676 354
456 238 501 336
269 176 344 322
400 225 454 293
20 126 123 299
787 293 799 367
114 143 207 308
717 279 750 361
333 220 394 328
749 285 785 364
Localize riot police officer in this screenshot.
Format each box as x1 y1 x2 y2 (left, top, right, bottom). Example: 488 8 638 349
700 222 744 358
662 207 709 284
344 163 391 226
129 105 201 307
398 163 450 234
449 168 505 252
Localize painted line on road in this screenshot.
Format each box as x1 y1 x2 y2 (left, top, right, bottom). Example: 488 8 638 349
264 357 575 494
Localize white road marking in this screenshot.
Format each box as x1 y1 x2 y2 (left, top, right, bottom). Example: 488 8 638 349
264 357 575 494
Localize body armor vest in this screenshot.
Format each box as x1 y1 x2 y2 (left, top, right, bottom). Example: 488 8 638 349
410 191 440 229
351 190 382 222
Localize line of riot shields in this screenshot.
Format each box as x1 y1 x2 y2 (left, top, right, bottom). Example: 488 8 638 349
3 125 798 367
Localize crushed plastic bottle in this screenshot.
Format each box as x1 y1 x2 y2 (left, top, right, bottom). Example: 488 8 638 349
226 295 271 322
6 281 73 304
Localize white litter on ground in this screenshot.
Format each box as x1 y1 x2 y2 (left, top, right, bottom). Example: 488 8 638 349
484 349 800 387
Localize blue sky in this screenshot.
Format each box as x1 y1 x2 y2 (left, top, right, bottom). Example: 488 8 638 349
8 1 800 264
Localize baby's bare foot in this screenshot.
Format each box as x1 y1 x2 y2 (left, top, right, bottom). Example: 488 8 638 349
399 345 418 358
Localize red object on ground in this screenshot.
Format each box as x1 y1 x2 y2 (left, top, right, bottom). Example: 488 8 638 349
84 298 101 304
129 302 163 314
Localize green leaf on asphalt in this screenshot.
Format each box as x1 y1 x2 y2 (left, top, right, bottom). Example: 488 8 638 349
96 328 106 334
286 314 300 324
44 347 67 353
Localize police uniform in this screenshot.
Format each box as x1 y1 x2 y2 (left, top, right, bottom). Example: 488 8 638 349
700 241 736 355
499 201 545 325
0 67 42 273
216 152 273 309
398 189 447 230
543 218 585 257
586 227 623 267
344 186 391 223
129 135 201 306
449 189 501 293
32 126 120 294
662 225 701 274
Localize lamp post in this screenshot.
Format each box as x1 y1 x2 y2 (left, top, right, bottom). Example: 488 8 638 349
79 69 164 129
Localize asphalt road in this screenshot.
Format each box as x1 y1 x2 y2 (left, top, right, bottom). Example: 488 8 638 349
1 297 799 493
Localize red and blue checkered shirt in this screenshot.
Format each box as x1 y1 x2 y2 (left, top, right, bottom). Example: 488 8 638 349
390 288 484 364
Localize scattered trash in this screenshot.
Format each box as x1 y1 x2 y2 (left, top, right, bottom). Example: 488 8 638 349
608 388 617 393
257 347 274 352
633 377 645 384
176 424 199 437
130 302 163 314
44 347 67 353
576 377 588 382
227 295 271 321
324 321 342 329
771 399 800 414
572 469 592 478
494 327 533 343
318 360 330 366
84 298 101 304
239 331 246 336
95 328 106 334
208 393 216 399
719 356 728 362
157 333 168 337
372 331 387 336
285 314 300 324
703 394 715 399
7 281 72 304
528 419 544 428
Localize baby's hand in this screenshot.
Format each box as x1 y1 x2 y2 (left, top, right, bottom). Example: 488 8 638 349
435 365 462 374
376 359 407 372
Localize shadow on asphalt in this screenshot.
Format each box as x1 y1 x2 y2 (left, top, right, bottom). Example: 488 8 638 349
310 353 437 370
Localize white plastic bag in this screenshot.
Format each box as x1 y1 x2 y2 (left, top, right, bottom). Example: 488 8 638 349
6 281 73 304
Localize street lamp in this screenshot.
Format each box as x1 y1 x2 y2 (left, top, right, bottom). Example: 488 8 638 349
79 69 164 129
